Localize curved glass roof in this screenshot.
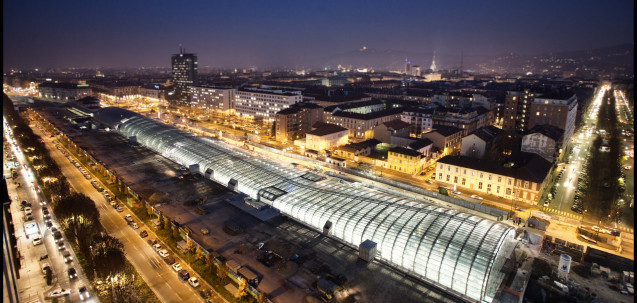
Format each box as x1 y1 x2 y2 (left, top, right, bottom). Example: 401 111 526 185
96 107 516 302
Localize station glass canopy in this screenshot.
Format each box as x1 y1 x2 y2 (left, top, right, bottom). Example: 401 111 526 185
95 107 516 302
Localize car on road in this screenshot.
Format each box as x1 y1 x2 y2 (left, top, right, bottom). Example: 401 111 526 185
470 195 483 200
32 236 42 246
139 230 148 238
78 286 90 301
68 268 77 279
625 165 632 170
172 263 182 272
49 288 71 298
41 263 51 274
158 249 169 258
188 277 200 288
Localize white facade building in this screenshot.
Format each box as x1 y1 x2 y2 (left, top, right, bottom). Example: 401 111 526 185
235 87 302 121
190 86 236 115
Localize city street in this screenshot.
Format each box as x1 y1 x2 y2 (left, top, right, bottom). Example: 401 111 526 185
29 116 222 303
4 123 94 303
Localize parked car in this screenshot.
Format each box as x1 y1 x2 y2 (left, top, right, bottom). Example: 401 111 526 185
124 214 133 223
188 277 200 288
161 255 175 265
148 238 158 246
62 250 73 263
41 262 51 274
153 243 162 252
158 249 169 258
130 222 139 229
24 207 32 216
57 241 65 250
470 195 483 200
139 230 148 238
49 288 71 298
201 228 209 235
32 236 42 246
78 286 90 301
68 268 77 279
172 263 182 272
178 270 190 281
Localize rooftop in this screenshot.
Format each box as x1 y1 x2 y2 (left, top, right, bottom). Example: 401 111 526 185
468 126 504 143
389 146 423 158
332 107 405 121
429 125 463 137
524 124 564 142
307 122 348 136
408 138 434 150
39 82 91 89
438 152 552 183
382 119 411 131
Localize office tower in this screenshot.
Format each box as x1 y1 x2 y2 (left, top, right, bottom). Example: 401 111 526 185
171 47 198 106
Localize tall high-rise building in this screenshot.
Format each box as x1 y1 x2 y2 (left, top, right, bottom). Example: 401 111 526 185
171 47 198 106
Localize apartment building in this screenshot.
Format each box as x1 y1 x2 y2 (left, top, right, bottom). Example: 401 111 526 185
387 147 425 175
235 86 303 122
436 153 552 205
190 86 236 115
305 122 349 151
275 102 323 142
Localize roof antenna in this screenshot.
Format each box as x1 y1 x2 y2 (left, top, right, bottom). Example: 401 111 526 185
179 44 183 53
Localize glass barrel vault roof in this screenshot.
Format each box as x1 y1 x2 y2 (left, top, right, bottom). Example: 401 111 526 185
95 107 516 302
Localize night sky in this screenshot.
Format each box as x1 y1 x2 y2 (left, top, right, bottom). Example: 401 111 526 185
3 0 634 71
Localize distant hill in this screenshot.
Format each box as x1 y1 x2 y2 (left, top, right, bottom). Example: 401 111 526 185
319 44 633 76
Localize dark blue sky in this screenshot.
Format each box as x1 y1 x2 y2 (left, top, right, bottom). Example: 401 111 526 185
3 0 634 70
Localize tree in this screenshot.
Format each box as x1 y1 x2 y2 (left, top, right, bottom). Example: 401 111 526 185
45 267 52 285
91 234 125 278
146 205 153 216
195 246 206 263
236 278 247 298
257 292 267 303
172 226 180 239
216 262 228 279
163 215 171 230
186 238 195 253
271 122 276 137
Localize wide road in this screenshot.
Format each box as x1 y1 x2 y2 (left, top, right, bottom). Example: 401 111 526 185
30 119 208 303
4 121 94 303
547 85 608 219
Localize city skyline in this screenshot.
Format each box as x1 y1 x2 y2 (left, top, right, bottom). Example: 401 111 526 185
3 0 634 71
